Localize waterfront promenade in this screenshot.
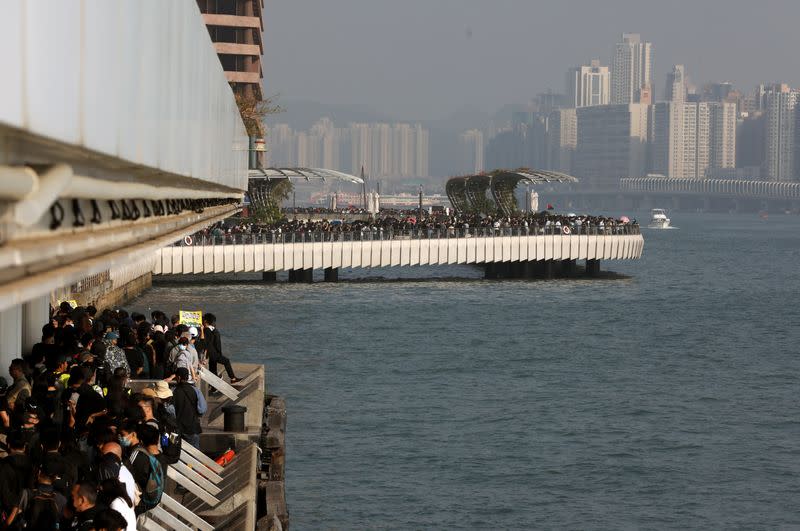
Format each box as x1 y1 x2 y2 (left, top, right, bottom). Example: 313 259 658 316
154 227 643 280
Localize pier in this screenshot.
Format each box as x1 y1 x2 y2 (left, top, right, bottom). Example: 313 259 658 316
154 227 643 280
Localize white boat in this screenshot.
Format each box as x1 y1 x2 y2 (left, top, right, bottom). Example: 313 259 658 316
649 208 671 229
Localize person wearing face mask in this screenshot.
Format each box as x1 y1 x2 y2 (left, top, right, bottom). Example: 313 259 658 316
166 337 196 383
121 422 163 515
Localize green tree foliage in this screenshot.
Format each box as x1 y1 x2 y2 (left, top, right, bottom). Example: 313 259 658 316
250 179 293 224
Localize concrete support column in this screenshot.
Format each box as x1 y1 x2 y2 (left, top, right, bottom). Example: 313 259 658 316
484 263 498 280
0 305 22 379
262 271 277 283
288 270 297 283
562 259 577 278
586 259 601 277
510 262 524 279
543 260 554 279
323 268 339 282
22 295 49 355
300 269 313 283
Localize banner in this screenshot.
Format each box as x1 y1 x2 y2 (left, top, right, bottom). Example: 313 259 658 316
179 310 203 327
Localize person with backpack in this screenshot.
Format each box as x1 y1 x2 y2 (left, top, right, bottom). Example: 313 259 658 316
140 386 182 466
171 368 203 449
97 478 135 530
121 422 163 515
25 460 67 530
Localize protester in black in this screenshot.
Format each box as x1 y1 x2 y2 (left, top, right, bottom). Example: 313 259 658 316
202 313 239 383
171 368 202 448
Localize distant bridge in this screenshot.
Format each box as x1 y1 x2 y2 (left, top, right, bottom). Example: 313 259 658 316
154 229 643 281
620 177 800 200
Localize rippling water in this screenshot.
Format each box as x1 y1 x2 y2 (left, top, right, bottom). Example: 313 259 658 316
133 213 800 529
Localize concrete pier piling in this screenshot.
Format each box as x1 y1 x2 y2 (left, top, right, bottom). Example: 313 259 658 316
323 267 339 282
262 271 277 283
288 269 313 283
586 259 601 277
482 259 594 280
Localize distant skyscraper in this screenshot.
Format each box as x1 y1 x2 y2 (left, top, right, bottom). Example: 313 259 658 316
763 84 798 181
415 124 430 177
547 109 577 173
574 103 650 188
458 129 485 174
736 111 766 169
566 60 610 108
611 33 653 104
649 102 735 179
665 65 687 103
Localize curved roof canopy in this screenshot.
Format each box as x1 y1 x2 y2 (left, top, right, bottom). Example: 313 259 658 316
249 167 364 185
446 168 578 215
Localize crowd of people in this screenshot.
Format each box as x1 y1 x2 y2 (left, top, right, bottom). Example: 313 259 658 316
188 210 638 244
0 302 240 530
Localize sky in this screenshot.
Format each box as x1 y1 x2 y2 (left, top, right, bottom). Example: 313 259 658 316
263 0 800 120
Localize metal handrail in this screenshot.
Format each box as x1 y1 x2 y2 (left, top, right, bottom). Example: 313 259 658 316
185 223 641 246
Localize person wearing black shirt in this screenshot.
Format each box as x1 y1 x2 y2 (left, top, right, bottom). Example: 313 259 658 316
202 313 239 383
172 368 202 448
70 481 103 531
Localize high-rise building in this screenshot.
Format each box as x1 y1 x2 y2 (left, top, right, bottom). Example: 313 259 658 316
763 84 798 181
415 124 430 177
649 102 735 179
611 33 653 104
197 0 264 101
665 65 687 103
458 130 485 174
547 109 577 173
574 104 650 188
736 111 766 170
709 103 737 170
566 60 611 108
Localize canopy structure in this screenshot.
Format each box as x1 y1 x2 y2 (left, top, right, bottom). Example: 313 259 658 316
248 167 364 209
446 169 578 215
248 167 364 184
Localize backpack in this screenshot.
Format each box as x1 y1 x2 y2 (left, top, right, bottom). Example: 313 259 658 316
193 385 207 415
136 448 164 510
25 489 60 530
158 412 182 465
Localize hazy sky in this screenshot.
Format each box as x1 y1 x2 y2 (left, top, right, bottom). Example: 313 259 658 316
263 0 800 120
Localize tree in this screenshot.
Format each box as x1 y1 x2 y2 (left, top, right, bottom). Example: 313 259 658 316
250 179 293 224
236 93 290 222
235 93 283 136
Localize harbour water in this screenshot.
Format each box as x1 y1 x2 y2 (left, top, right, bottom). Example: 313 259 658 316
133 213 800 529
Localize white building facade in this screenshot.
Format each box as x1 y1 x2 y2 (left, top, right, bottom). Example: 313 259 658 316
458 129 485 174
567 60 611 108
763 85 798 181
650 102 736 179
611 33 653 104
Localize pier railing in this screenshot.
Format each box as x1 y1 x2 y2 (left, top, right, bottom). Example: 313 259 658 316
184 223 640 246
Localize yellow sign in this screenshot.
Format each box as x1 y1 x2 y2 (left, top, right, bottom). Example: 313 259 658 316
179 310 203 327
57 300 79 310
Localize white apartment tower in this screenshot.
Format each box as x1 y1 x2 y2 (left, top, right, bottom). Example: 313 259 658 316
650 102 736 179
611 33 653 104
665 65 687 104
458 129 485 174
567 60 610 108
763 84 798 181
547 109 577 174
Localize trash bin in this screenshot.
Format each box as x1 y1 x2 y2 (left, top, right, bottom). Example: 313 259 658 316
221 404 247 432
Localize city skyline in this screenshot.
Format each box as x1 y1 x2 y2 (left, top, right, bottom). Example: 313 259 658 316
263 0 800 120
